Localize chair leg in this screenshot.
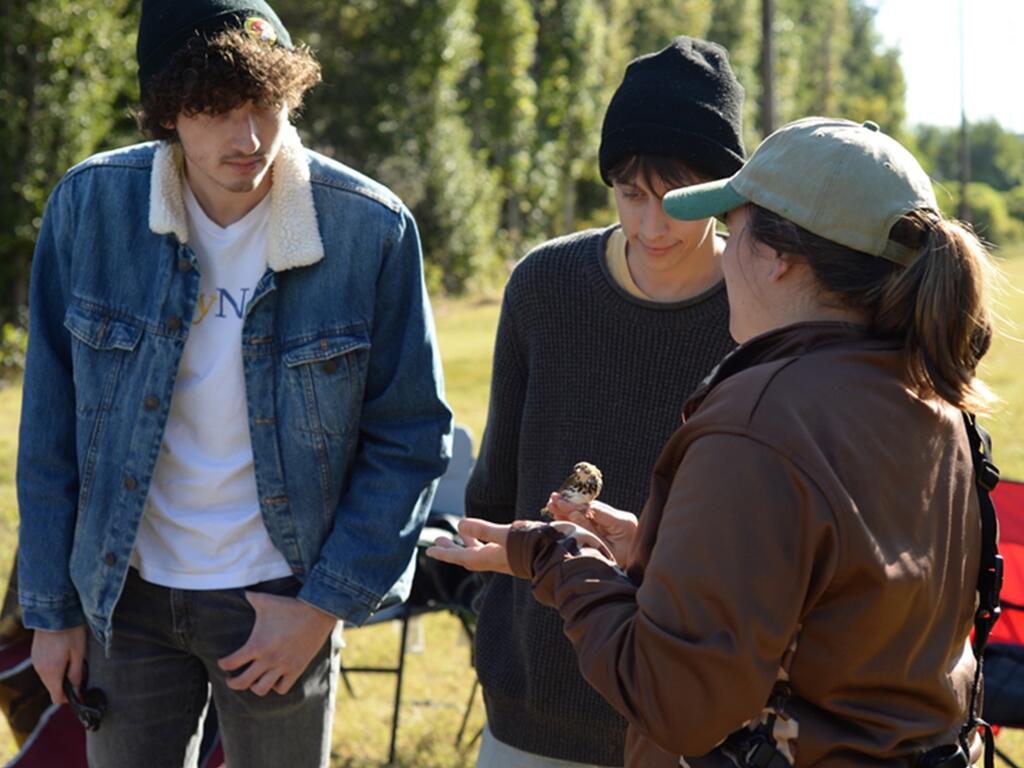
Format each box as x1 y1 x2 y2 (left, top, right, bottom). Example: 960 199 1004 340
997 745 1023 768
388 613 411 765
339 664 356 697
456 676 479 747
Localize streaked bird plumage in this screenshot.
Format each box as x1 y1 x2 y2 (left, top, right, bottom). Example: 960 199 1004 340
540 461 603 518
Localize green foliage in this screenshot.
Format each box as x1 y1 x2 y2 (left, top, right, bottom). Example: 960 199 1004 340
0 0 924 312
277 0 505 293
0 325 27 379
915 120 1024 192
914 122 1024 245
836 0 906 134
470 0 538 262
1003 185 1024 222
708 0 760 150
935 182 1024 246
709 0 905 147
0 0 138 321
914 124 958 179
629 0 711 55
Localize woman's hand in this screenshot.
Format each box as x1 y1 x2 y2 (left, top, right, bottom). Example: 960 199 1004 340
427 515 624 577
426 518 513 574
546 493 638 566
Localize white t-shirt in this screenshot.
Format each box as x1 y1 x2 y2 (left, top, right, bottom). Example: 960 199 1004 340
132 184 293 589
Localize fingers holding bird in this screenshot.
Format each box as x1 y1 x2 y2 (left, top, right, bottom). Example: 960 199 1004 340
430 463 612 575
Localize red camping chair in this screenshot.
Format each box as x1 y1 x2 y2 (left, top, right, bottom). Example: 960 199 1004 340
983 479 1024 766
991 480 1024 647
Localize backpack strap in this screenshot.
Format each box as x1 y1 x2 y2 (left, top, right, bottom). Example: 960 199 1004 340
957 413 1003 768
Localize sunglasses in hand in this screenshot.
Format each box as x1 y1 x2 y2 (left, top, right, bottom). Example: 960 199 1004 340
62 666 107 732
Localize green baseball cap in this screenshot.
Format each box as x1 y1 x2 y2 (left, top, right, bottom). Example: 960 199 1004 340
662 117 938 266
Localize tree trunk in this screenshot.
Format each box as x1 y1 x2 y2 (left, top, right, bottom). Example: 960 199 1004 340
760 0 776 135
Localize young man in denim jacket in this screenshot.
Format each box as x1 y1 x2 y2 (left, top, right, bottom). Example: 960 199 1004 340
16 1 452 765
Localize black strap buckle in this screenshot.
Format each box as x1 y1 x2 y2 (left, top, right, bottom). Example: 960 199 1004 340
975 555 1004 648
979 555 1004 615
917 743 969 768
978 458 1000 492
741 735 792 768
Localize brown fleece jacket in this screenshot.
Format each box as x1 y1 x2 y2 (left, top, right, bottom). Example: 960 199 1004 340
507 322 981 767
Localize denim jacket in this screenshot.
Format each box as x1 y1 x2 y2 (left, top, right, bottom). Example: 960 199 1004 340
17 126 453 647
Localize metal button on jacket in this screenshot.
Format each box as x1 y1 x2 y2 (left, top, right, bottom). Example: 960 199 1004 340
166 315 182 331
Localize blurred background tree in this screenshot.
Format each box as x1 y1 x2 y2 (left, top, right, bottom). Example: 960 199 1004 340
0 0 137 319
7 0 1022 324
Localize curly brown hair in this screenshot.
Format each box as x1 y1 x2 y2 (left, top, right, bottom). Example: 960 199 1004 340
136 28 321 141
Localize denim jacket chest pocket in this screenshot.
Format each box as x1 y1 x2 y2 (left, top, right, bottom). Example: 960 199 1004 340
63 303 143 414
279 330 371 521
281 329 369 440
62 302 144 511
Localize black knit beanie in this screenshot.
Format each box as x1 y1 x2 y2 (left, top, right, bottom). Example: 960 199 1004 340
137 0 293 99
599 36 745 186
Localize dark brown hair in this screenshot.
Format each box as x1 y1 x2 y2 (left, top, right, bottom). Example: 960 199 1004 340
749 205 996 412
606 155 706 193
136 28 321 141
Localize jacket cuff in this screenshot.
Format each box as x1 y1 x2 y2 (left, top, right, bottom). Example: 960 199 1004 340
506 521 568 579
507 522 621 608
20 599 86 633
297 564 384 626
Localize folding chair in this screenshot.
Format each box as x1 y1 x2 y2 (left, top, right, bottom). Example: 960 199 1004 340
338 426 480 765
983 479 1024 766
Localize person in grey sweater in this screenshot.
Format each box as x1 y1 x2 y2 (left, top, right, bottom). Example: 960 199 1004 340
466 37 746 768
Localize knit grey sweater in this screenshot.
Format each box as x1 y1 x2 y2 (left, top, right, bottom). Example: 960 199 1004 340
466 226 735 765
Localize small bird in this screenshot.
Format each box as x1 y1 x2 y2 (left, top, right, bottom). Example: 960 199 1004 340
540 461 604 519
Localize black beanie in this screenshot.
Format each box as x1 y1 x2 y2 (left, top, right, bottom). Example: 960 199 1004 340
137 0 293 99
599 36 745 186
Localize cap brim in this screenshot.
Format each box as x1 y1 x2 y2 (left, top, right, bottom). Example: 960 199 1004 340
663 179 747 221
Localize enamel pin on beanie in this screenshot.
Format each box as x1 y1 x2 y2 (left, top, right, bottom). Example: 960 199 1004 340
243 15 278 43
137 0 293 98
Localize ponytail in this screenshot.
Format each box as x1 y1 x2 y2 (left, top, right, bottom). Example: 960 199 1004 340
749 206 997 412
875 214 996 413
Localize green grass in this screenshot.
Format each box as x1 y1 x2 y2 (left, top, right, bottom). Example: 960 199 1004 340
0 252 1022 765
433 297 501 444
981 249 1024 480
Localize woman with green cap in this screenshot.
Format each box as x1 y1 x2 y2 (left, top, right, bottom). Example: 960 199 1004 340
431 117 997 767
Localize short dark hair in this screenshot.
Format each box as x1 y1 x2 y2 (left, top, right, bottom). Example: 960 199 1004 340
605 154 706 192
135 28 321 141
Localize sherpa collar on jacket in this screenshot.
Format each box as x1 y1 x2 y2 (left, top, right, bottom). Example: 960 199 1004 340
148 124 325 272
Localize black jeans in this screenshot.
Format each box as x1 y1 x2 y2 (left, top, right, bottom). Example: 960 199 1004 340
86 569 338 768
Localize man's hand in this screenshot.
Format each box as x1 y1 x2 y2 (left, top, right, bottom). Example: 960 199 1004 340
218 594 337 697
31 625 87 705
